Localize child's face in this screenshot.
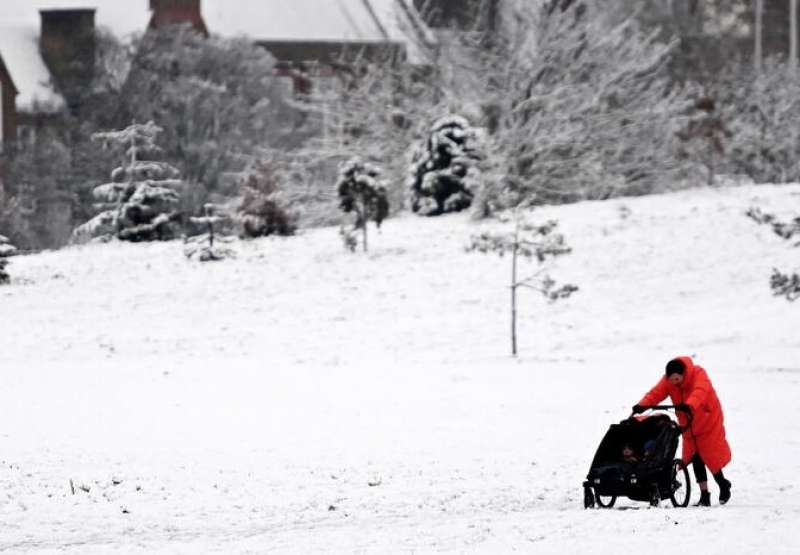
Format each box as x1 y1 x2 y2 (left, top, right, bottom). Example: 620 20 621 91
622 446 634 457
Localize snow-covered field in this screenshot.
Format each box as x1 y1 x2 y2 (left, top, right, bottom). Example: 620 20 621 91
1 184 799 553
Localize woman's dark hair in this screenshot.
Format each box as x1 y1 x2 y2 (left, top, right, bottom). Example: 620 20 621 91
665 358 686 376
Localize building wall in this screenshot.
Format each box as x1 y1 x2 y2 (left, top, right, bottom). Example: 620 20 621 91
0 59 18 146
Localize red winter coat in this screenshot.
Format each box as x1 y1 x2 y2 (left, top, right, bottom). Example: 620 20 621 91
638 356 731 474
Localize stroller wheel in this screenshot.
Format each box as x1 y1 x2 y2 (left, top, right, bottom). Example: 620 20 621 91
594 489 616 508
583 486 595 509
649 484 660 507
669 458 691 508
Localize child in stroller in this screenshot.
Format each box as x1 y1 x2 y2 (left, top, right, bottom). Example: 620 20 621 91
583 406 692 508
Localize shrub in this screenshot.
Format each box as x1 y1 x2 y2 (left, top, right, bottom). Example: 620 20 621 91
337 158 389 252
237 160 297 238
0 235 17 285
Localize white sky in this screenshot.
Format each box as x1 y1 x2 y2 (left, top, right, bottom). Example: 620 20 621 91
0 0 421 42
0 0 151 38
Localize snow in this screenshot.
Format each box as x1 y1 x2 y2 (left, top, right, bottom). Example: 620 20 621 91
0 26 65 112
202 0 433 63
1 183 800 552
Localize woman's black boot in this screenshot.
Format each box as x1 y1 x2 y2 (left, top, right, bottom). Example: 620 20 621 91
717 479 731 505
713 471 731 505
695 491 711 507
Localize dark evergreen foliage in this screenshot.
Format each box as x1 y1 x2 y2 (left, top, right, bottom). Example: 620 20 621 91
0 235 16 285
746 206 800 301
73 121 184 243
337 158 389 252
409 116 482 216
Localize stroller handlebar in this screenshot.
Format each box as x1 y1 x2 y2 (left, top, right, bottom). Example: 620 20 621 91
632 404 694 427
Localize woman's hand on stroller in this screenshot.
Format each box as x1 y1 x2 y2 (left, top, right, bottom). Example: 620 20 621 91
675 403 692 415
631 404 645 415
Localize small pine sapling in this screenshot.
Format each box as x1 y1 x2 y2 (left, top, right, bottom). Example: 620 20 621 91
408 115 483 216
185 203 235 262
337 158 389 252
468 209 578 356
746 206 800 301
0 235 17 285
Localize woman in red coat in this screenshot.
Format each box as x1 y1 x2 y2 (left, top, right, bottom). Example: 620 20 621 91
633 356 732 506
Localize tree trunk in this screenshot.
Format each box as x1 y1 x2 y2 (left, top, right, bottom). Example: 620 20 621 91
791 0 798 72
707 138 714 186
511 224 519 357
360 197 368 252
755 0 764 72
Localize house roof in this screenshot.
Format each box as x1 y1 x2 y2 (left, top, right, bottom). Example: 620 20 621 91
201 0 434 62
0 1 434 114
0 26 66 112
2 0 434 57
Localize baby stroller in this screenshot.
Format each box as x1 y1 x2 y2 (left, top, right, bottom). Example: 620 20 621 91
583 405 692 508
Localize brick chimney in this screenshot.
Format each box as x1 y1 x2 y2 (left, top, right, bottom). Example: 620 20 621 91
39 9 96 110
149 0 208 36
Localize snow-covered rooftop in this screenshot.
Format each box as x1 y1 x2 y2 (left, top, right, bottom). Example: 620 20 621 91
0 26 65 112
0 1 433 111
202 0 434 62
1 0 434 60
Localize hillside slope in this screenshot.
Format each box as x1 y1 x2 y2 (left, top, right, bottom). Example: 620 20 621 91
1 184 799 553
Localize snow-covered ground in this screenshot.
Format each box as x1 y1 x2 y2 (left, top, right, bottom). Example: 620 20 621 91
1 184 799 553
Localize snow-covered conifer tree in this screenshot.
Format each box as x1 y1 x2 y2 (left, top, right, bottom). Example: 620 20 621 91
0 235 17 285
468 206 578 355
337 158 389 252
408 116 483 216
73 121 184 243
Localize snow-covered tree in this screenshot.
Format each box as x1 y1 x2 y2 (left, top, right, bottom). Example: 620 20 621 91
457 0 688 208
720 60 800 183
121 26 294 197
1 132 73 249
337 158 389 252
408 115 484 216
746 206 800 301
237 159 297 238
185 204 235 262
676 95 730 185
468 206 577 356
73 121 184 243
0 235 17 285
